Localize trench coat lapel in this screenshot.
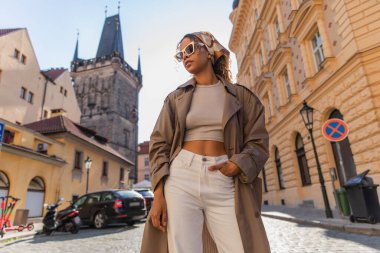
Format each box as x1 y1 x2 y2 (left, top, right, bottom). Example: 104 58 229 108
175 86 194 137
222 81 241 131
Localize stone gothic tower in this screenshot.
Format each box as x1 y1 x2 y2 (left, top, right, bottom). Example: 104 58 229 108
70 14 142 183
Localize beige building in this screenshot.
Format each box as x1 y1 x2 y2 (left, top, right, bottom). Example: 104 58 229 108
229 0 380 210
0 115 133 221
137 141 150 183
0 28 81 125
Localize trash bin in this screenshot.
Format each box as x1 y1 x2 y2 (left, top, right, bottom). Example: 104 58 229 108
335 188 351 216
13 209 29 226
343 169 380 224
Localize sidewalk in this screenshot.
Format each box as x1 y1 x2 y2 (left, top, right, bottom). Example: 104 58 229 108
0 218 43 245
261 205 380 236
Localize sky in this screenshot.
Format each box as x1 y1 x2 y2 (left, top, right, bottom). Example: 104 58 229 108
0 0 238 143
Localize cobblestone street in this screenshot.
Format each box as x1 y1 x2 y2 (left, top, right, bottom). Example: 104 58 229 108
1 218 380 253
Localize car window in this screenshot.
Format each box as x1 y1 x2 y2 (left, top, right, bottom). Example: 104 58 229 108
86 193 101 204
102 192 116 202
116 190 142 198
137 190 154 197
74 196 87 207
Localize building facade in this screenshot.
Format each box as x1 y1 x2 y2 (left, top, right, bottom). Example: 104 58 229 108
0 114 132 221
71 14 142 183
229 0 380 210
137 141 150 183
0 28 81 124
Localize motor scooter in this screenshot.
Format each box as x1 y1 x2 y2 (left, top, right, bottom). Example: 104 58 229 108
42 197 81 235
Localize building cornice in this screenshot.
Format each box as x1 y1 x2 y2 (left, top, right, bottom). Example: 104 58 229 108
229 0 251 52
0 143 66 166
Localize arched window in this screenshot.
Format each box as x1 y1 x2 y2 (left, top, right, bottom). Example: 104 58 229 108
329 109 357 186
295 133 311 186
26 177 45 217
0 171 10 197
275 148 285 189
262 167 268 193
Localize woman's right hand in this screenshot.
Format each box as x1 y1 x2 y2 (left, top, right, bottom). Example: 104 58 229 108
150 181 167 232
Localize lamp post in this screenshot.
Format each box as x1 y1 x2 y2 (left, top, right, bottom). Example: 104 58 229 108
84 156 92 194
300 101 333 218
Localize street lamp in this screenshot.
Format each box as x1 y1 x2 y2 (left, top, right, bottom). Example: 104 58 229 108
84 156 92 194
300 101 333 218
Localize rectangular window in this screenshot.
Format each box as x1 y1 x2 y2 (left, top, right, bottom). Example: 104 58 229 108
21 54 27 64
102 161 108 177
64 89 67 97
275 17 281 39
14 49 20 59
312 31 325 70
27 91 34 104
144 157 149 167
43 110 48 119
3 130 15 144
60 86 63 93
283 70 291 100
74 151 83 169
120 167 125 181
144 174 150 181
20 87 26 99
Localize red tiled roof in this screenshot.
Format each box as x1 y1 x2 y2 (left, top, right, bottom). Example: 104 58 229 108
0 28 22 37
24 116 133 165
138 141 149 154
41 68 66 81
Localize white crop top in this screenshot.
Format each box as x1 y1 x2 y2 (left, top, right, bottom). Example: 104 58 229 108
184 81 226 142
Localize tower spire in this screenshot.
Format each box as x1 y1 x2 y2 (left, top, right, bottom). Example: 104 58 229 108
73 30 79 61
137 48 142 76
118 1 120 14
105 5 107 18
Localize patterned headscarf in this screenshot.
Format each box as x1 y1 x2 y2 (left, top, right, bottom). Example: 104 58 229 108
190 31 230 65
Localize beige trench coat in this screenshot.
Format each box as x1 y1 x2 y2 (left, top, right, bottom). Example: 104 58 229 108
140 76 271 253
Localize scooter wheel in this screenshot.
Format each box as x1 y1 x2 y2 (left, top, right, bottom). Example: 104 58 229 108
27 224 34 231
43 226 53 236
70 221 79 234
17 226 24 232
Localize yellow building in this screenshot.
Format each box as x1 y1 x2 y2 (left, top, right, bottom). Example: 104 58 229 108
0 28 81 124
229 0 380 210
0 115 133 221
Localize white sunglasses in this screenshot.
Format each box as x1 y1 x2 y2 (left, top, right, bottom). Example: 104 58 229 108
174 41 205 62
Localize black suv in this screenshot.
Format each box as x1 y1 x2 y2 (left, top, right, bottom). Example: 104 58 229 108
134 189 154 216
73 190 146 228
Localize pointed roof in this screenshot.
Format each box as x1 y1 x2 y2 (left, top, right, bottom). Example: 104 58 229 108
24 116 133 165
42 68 66 81
137 49 142 76
73 38 79 61
96 14 124 59
0 28 22 37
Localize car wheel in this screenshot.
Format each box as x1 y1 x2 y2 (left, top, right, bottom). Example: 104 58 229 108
127 221 135 226
93 212 107 229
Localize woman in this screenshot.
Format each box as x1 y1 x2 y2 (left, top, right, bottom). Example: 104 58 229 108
140 32 271 253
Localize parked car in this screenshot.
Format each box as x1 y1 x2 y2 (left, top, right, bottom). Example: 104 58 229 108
134 189 154 216
73 189 146 228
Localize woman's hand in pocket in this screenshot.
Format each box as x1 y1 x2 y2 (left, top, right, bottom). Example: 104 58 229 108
208 161 241 177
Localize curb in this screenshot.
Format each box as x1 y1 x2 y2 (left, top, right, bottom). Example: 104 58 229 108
261 213 380 236
0 231 41 245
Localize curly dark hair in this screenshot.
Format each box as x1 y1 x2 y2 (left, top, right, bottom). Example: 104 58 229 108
178 34 232 83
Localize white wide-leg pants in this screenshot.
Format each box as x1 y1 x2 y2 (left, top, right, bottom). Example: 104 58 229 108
164 149 244 253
